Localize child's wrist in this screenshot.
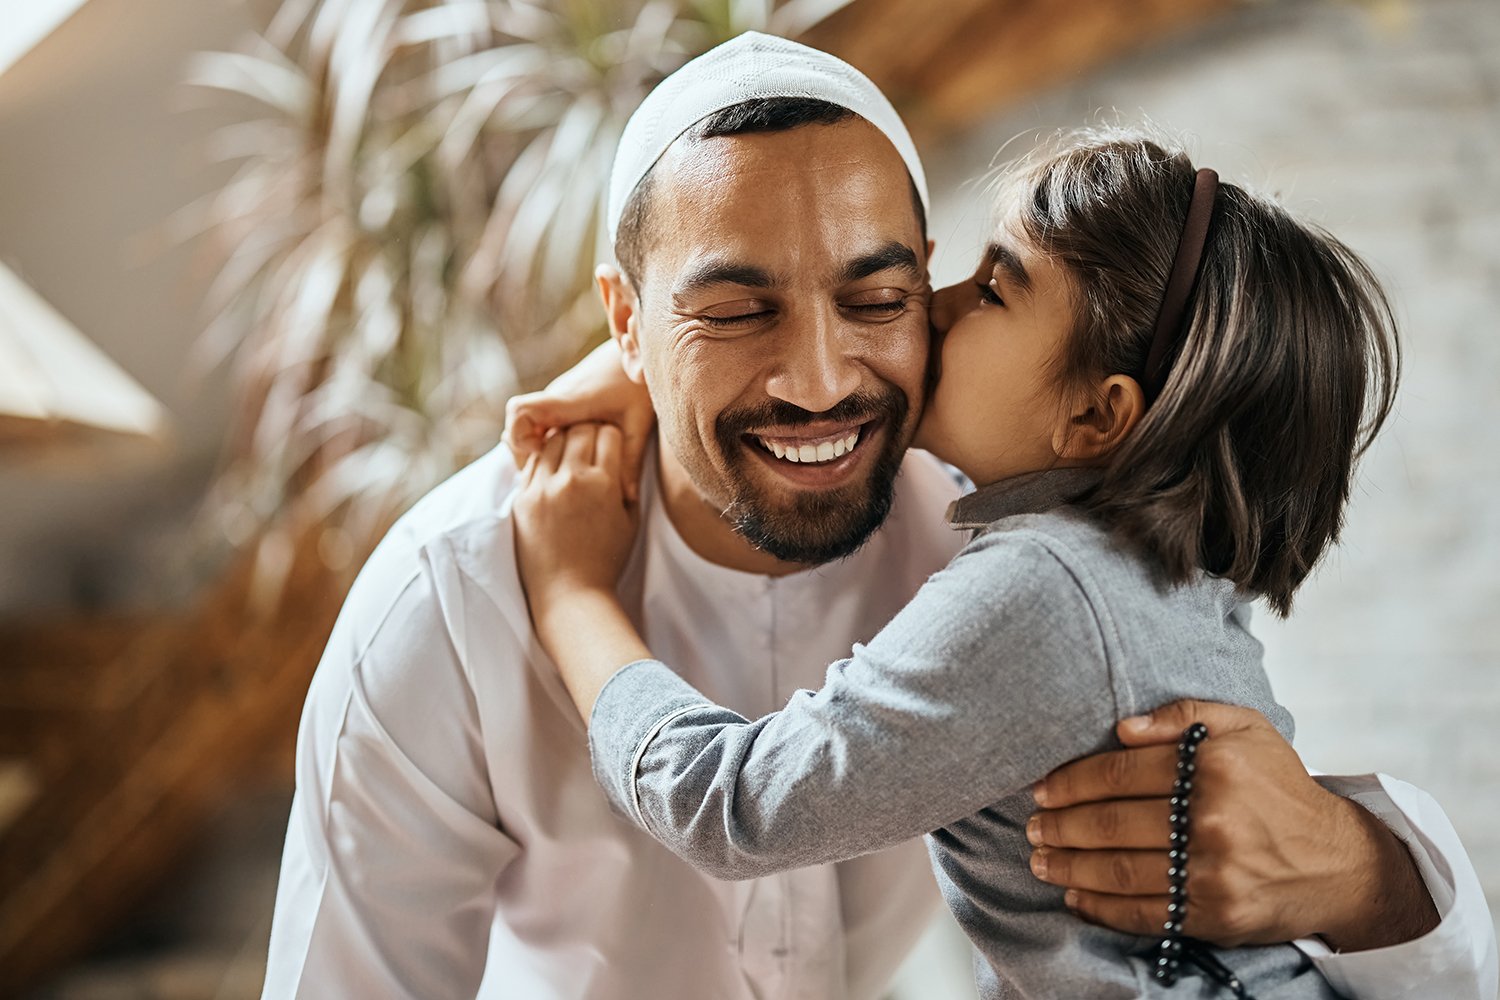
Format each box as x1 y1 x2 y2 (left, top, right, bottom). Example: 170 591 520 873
532 581 620 627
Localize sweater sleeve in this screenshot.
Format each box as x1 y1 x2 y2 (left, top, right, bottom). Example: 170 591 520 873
587 529 1120 880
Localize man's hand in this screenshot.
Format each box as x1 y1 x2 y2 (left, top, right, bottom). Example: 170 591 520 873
1025 699 1439 951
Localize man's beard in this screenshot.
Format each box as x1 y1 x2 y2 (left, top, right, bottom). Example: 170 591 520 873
712 387 910 565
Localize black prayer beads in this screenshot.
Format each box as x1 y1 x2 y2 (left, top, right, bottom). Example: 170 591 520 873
1152 723 1255 1000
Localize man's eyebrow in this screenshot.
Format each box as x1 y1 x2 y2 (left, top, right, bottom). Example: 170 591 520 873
673 260 780 299
838 241 923 284
985 241 1032 294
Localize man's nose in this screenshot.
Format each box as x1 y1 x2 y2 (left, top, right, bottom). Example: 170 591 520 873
764 312 862 414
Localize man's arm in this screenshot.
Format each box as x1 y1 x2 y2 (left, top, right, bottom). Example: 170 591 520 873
1025 699 1498 1000
263 561 517 999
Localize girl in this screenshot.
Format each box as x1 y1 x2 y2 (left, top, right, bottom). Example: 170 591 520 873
510 130 1397 998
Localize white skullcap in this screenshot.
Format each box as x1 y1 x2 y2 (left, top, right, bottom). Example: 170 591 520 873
606 31 929 244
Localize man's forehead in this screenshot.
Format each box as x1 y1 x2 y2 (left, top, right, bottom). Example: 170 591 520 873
650 127 922 266
656 116 910 204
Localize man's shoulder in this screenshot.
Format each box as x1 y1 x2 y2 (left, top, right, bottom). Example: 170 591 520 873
382 443 521 560
332 445 528 667
294 447 534 837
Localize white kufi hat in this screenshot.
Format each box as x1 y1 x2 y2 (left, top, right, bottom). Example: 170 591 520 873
606 31 928 244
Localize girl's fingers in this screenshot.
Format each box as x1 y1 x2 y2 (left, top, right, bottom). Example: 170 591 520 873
619 410 654 503
538 426 567 476
505 394 599 459
503 394 552 456
595 423 623 482
505 391 568 429
561 423 597 469
502 414 536 462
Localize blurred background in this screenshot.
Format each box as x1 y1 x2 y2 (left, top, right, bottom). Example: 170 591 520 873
0 0 1495 997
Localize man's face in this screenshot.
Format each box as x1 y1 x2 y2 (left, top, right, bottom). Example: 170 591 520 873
626 119 930 564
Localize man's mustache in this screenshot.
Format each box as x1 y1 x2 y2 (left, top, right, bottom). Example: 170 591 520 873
717 389 905 439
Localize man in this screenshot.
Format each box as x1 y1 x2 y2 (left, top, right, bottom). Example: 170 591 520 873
262 32 1496 999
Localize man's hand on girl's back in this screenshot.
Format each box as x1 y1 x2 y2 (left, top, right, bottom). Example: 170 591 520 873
1025 699 1439 952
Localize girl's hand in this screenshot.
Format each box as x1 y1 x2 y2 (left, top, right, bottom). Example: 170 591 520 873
504 340 655 501
514 422 638 615
513 422 652 721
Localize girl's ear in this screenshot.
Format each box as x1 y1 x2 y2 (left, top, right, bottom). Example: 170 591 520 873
596 264 646 384
1053 375 1146 462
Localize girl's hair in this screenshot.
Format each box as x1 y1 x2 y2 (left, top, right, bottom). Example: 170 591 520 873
1003 128 1400 616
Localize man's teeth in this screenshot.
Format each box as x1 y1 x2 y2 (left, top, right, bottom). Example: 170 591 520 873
756 430 861 464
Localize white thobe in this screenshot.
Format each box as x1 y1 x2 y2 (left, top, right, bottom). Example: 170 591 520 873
262 444 1497 1000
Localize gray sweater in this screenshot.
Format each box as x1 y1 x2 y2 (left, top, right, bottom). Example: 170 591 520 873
588 468 1342 998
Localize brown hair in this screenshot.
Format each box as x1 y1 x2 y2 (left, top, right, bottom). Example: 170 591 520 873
1006 128 1400 615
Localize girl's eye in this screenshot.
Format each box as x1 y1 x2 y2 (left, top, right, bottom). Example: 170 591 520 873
976 280 1005 307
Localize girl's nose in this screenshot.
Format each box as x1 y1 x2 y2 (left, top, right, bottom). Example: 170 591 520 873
928 281 972 336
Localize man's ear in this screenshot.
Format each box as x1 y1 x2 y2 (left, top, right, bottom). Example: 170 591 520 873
1052 375 1146 462
596 263 646 384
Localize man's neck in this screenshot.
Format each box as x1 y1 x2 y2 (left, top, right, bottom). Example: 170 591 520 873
654 447 810 578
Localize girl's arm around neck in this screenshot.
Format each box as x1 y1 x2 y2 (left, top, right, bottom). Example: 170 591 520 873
532 586 651 720
585 527 1120 880
511 420 647 720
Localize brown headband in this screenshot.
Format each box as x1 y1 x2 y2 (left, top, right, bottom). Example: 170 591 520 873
1142 167 1219 402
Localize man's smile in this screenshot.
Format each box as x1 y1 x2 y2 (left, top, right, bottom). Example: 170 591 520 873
740 417 881 487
